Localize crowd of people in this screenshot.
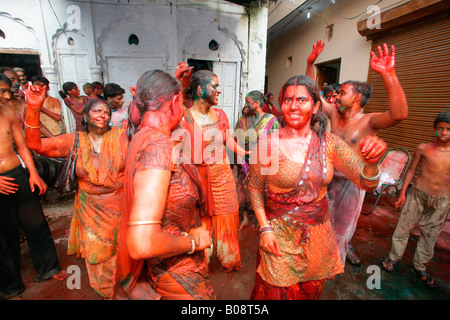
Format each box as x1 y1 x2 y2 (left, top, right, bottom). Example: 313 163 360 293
0 39 448 300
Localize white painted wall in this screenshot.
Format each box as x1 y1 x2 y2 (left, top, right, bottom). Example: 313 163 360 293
1 0 268 131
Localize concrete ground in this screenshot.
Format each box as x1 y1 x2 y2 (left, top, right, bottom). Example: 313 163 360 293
6 188 450 301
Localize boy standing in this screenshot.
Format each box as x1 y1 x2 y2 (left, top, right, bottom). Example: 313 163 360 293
382 110 450 287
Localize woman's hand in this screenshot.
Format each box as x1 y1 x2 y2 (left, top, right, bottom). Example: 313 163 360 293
259 232 282 256
189 224 212 251
174 62 193 90
359 135 387 164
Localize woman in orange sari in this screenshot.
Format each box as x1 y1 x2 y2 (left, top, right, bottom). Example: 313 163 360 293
175 68 248 272
114 70 213 300
248 75 387 300
25 88 128 299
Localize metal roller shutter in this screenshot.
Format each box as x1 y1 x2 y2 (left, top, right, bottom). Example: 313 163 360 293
364 12 450 158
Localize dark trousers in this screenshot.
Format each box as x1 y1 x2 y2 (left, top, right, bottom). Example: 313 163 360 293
0 165 61 296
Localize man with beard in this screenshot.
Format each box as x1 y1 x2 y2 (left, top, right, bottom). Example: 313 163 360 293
306 42 408 266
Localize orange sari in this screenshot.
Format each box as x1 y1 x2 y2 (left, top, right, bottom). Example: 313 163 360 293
68 127 127 299
179 108 241 272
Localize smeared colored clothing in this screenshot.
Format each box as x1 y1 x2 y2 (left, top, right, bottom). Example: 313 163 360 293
327 172 366 265
179 108 241 271
115 127 214 300
68 126 127 298
248 132 371 296
63 96 88 132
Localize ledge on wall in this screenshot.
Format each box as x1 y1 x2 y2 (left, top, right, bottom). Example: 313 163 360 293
357 0 450 39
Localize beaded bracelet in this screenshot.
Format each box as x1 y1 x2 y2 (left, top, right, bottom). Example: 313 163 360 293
361 164 381 182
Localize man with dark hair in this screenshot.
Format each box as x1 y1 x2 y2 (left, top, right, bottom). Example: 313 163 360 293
103 83 127 128
307 42 408 266
1 67 26 128
30 76 64 137
382 110 449 287
0 74 66 299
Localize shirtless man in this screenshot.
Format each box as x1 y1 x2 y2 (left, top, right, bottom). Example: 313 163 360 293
306 42 408 266
103 83 127 128
381 110 450 287
0 75 66 300
31 76 64 137
1 68 25 125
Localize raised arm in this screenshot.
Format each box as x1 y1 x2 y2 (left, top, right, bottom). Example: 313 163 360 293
305 40 325 80
24 84 74 158
368 44 408 130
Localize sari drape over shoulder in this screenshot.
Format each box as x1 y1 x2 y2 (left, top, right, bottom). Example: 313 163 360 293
68 126 127 299
179 108 241 272
248 132 368 292
114 127 214 300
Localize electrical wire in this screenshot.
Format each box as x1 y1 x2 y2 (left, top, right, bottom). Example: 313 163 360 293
47 0 69 38
330 0 382 20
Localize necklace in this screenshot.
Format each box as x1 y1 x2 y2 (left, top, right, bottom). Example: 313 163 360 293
191 109 211 126
285 128 311 153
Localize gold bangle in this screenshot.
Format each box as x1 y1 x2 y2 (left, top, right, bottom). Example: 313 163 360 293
24 122 41 130
128 220 162 226
361 164 381 182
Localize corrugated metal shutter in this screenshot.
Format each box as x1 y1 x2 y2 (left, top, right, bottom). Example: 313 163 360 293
364 12 450 158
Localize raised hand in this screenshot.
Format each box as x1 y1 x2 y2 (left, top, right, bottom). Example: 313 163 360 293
174 62 193 90
24 83 46 110
307 40 325 65
359 135 387 164
370 43 396 74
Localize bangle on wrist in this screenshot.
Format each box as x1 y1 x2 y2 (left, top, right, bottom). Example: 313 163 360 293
181 232 196 255
24 122 41 130
361 164 381 182
259 225 275 235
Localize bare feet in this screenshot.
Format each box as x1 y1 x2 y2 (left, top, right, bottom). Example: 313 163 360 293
52 270 68 281
239 210 249 231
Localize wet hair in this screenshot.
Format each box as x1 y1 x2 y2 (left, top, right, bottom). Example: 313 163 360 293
81 99 111 133
59 82 77 99
30 75 49 88
103 83 125 99
323 83 341 96
434 110 450 128
186 70 216 101
341 80 373 108
127 70 181 140
0 73 12 87
278 75 327 141
246 90 267 109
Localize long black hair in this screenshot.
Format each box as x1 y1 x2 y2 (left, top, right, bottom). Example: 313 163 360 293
81 99 111 133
